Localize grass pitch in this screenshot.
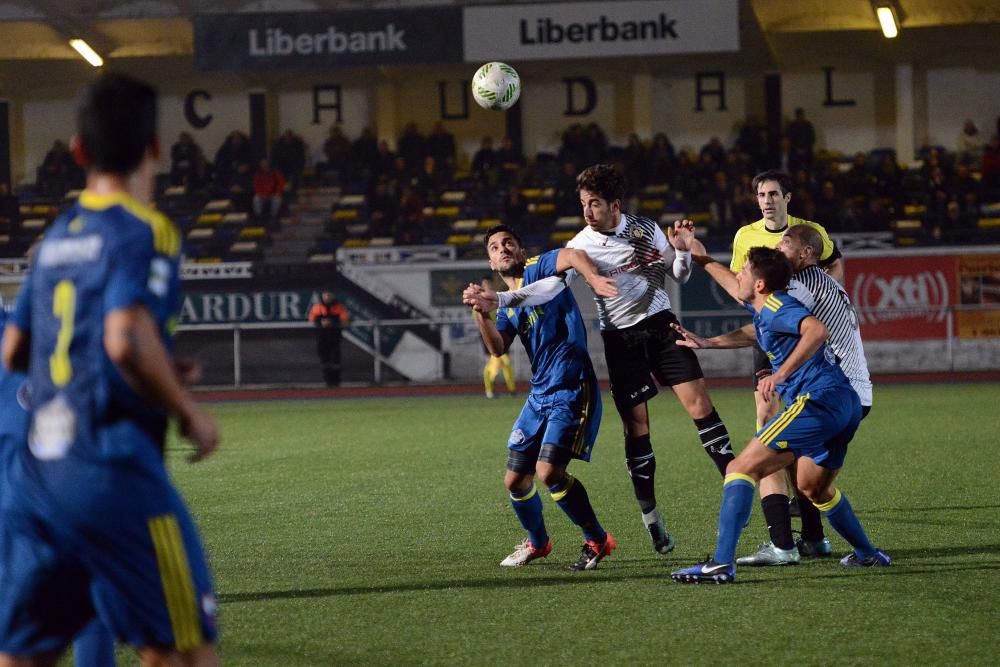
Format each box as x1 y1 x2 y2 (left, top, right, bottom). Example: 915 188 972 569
155 383 996 665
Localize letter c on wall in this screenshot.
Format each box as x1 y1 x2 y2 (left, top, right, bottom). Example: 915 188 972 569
184 89 213 129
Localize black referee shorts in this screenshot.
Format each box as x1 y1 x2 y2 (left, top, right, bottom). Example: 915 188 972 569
601 310 704 414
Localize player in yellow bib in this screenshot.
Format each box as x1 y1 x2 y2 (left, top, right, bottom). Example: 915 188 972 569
476 276 517 399
729 170 844 564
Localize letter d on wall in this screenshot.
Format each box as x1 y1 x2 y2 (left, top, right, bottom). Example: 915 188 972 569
563 77 596 116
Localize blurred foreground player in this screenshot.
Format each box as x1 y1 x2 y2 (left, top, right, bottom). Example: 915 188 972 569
0 72 220 665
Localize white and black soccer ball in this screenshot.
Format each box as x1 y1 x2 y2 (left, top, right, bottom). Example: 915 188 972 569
471 62 521 111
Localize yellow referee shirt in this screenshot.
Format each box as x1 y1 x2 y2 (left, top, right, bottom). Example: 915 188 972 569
729 215 835 272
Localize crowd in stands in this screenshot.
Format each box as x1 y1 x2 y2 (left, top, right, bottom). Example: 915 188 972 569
15 110 1000 262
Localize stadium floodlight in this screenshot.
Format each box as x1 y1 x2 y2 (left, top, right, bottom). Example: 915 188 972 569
69 39 104 67
873 3 900 39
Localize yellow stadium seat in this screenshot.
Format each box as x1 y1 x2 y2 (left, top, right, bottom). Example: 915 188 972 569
550 231 575 244
446 234 473 245
333 209 359 220
343 238 370 248
239 226 267 238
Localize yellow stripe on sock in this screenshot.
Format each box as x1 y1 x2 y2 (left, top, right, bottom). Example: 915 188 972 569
724 473 756 487
550 475 576 502
813 488 843 513
511 484 537 502
149 514 203 652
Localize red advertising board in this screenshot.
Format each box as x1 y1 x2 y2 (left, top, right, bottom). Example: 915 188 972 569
846 256 955 340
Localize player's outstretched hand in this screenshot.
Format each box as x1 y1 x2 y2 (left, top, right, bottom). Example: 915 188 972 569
670 322 710 349
667 219 696 252
587 275 618 298
463 283 499 313
181 408 219 463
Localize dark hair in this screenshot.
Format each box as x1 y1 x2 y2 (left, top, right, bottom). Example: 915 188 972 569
751 170 792 197
576 163 625 203
483 223 522 249
746 246 792 292
77 72 158 174
785 224 824 258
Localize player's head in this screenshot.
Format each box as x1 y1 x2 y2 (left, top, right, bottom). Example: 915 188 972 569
751 170 792 224
577 164 625 231
738 246 792 301
484 224 526 277
73 72 158 176
777 225 824 271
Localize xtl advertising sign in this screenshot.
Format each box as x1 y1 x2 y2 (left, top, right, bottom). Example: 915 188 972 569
847 256 954 340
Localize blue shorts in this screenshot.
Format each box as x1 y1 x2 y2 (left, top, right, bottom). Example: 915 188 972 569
0 438 217 656
508 380 602 464
755 385 861 470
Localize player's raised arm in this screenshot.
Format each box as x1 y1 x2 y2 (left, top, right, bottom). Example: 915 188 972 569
757 315 829 400
555 248 617 298
490 275 569 309
104 305 219 461
662 220 694 284
463 285 513 356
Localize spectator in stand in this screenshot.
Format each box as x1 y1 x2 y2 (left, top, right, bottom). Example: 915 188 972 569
737 115 768 172
427 122 457 171
397 122 427 171
555 161 581 216
700 137 727 170
414 155 447 204
930 199 976 243
214 131 253 195
957 119 985 166
270 129 306 192
169 132 207 188
623 133 646 191
320 125 351 185
787 108 816 172
496 136 525 186
504 186 528 228
351 127 378 186
731 174 760 227
308 289 350 387
813 178 846 232
582 122 608 167
558 123 586 170
706 170 735 235
36 140 77 198
369 178 399 237
776 136 794 173
471 136 498 183
372 140 397 184
841 152 871 201
950 164 980 206
646 133 677 185
252 158 286 222
981 134 1000 196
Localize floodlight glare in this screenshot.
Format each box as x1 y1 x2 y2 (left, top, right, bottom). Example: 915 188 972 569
69 39 104 67
875 5 899 39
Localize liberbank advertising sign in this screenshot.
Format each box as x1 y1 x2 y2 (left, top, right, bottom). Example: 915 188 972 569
463 0 739 61
193 7 463 70
193 1 738 70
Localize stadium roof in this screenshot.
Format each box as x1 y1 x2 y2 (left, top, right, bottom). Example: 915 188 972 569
0 0 995 63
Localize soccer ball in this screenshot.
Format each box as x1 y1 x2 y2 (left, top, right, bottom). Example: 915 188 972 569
471 62 521 111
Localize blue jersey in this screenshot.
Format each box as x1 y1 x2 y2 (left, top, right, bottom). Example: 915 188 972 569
747 291 852 403
0 313 29 446
496 250 596 395
12 191 182 462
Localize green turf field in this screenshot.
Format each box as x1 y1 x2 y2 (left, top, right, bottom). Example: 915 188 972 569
136 383 997 664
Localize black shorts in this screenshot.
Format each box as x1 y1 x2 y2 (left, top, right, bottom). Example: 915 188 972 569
751 341 772 390
601 310 704 413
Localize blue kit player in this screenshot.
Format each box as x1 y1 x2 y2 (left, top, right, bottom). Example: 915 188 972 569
668 247 889 584
464 225 618 570
0 305 115 667
0 73 220 665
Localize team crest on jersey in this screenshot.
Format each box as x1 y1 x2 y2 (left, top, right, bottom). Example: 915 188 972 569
509 429 525 445
29 394 76 461
630 227 644 239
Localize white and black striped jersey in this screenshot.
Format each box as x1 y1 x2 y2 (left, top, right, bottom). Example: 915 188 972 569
566 212 691 330
788 265 873 406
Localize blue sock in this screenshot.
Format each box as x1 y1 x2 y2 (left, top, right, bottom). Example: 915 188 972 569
817 489 876 560
74 619 116 667
510 484 548 548
549 475 606 543
713 474 756 564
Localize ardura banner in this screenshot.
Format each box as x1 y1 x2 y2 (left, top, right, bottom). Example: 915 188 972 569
193 8 463 70
463 0 740 62
956 254 1000 339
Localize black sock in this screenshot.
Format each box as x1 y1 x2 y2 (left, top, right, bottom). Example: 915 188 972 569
798 494 826 542
625 434 657 513
694 408 734 477
761 493 795 550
